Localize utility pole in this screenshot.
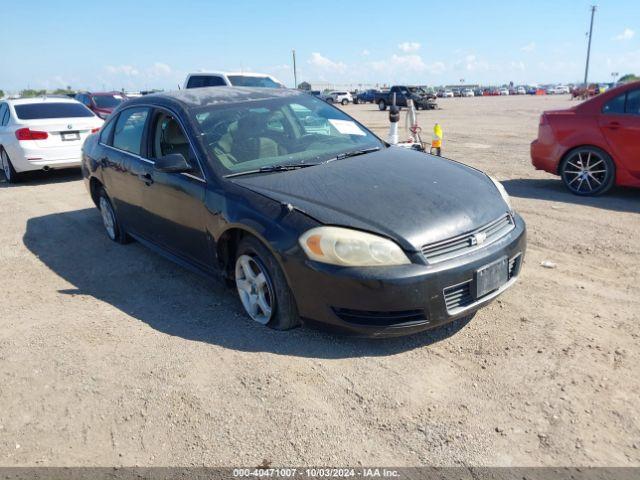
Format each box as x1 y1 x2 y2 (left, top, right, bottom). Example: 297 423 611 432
292 49 298 89
583 5 597 85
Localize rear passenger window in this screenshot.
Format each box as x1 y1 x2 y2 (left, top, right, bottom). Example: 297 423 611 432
625 90 640 115
0 104 8 126
186 75 226 88
603 94 626 114
112 108 149 155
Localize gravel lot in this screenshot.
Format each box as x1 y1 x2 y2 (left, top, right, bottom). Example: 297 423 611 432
0 94 638 467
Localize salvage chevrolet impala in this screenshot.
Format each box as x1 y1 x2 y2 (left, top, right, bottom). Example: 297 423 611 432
81 87 526 337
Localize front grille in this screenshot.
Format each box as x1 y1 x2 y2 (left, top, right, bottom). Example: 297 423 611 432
443 252 523 313
443 282 473 311
421 214 515 263
332 308 427 327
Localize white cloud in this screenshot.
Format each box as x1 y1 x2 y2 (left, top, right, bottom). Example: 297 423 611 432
148 62 172 77
308 53 347 73
521 42 536 52
510 61 526 71
457 55 489 72
105 65 139 77
361 49 370 56
614 28 635 41
370 55 445 74
398 42 421 53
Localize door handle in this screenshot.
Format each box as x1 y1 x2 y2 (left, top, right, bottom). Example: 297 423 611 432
137 173 154 186
606 121 621 130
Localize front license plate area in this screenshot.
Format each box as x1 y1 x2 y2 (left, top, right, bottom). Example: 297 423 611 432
61 131 80 141
474 256 508 298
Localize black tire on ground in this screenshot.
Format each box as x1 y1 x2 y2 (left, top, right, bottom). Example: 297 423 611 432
378 100 387 111
341 98 348 106
98 187 131 244
1 148 20 183
235 236 300 330
326 98 334 104
559 146 616 196
354 98 359 105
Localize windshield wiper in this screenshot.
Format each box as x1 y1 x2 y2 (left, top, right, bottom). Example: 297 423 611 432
326 147 381 164
224 163 319 178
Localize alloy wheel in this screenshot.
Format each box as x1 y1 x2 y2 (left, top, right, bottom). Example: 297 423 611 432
235 254 274 325
1 151 11 182
561 150 609 195
99 196 116 240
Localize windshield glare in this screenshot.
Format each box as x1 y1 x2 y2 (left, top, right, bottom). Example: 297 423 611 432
93 95 124 109
193 95 384 175
227 76 283 88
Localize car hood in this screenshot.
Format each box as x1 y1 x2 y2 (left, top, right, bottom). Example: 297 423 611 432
230 147 508 251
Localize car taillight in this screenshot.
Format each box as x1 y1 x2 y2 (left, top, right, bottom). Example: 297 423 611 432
15 128 48 141
91 127 100 133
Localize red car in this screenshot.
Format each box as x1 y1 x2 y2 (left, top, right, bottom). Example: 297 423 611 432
531 81 640 195
74 92 127 120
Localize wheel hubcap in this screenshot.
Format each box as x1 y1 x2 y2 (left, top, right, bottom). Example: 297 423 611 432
563 151 607 194
235 254 274 324
99 197 116 240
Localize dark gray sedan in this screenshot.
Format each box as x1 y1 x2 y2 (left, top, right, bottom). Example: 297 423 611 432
81 87 526 337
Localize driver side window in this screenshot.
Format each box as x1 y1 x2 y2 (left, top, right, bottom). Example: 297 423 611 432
151 111 202 177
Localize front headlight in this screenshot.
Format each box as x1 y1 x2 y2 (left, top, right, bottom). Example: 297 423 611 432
299 227 411 267
489 176 512 211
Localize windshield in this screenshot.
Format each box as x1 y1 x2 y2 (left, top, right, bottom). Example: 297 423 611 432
93 94 125 109
227 76 283 88
193 94 384 175
14 103 95 119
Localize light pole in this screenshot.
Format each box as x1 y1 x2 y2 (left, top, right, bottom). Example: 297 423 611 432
292 49 298 89
583 5 597 85
611 72 618 83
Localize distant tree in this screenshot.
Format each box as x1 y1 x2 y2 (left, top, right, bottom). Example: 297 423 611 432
20 89 47 98
618 73 639 83
0 89 4 98
53 88 76 95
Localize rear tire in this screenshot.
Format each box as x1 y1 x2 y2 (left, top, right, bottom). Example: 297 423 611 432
98 187 131 244
341 98 348 106
560 146 616 196
1 148 19 183
378 100 387 111
235 236 300 330
326 98 334 104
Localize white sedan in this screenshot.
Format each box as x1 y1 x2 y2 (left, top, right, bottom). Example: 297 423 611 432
0 97 103 182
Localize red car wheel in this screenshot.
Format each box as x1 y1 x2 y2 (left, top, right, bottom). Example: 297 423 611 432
560 147 616 196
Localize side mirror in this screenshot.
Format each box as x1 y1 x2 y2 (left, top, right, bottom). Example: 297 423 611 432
154 153 190 173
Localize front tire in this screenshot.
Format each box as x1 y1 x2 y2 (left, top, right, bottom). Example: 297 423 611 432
378 100 387 111
560 147 615 196
1 149 19 183
341 98 349 106
98 187 131 243
234 236 300 330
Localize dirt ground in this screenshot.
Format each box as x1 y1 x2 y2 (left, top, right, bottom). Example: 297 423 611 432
0 95 638 467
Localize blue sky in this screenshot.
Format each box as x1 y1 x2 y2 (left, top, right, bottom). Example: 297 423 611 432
1 0 638 92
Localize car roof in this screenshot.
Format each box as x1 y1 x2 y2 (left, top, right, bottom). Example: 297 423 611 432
127 86 301 109
6 96 80 105
188 71 274 78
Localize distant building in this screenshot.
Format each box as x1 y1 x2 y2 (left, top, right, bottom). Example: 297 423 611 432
297 81 312 91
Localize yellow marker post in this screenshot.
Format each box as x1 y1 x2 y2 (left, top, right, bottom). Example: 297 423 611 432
431 123 443 156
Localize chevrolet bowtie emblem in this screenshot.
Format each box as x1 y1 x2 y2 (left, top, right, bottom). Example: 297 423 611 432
470 232 487 246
